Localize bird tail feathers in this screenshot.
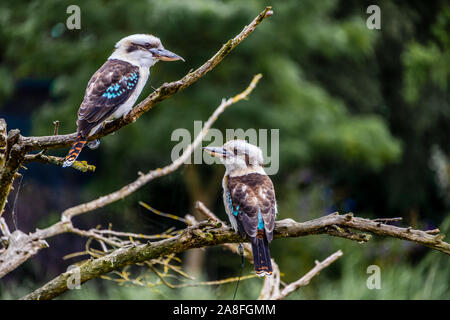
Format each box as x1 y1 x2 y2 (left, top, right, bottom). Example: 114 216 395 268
251 231 273 277
62 133 87 168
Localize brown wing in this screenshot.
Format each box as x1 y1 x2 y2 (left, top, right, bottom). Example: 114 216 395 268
228 173 277 242
77 59 140 137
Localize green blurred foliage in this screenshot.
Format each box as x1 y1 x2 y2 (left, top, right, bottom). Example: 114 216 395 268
0 0 449 299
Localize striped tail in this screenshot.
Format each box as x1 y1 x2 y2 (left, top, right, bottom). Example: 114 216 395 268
251 231 273 277
62 133 87 168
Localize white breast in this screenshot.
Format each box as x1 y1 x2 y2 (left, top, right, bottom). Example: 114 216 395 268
222 175 238 232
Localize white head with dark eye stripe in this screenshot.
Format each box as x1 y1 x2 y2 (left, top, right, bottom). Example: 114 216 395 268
204 140 265 176
109 34 184 68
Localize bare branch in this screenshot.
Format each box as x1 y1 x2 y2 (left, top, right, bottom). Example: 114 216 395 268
52 121 59 136
139 201 188 224
21 213 449 300
372 217 402 223
0 217 10 238
276 250 343 300
276 213 449 255
68 227 123 248
258 250 343 300
18 7 273 152
0 230 49 278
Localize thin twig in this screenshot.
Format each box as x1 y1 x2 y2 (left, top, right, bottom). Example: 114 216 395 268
68 227 123 248
92 228 174 241
372 217 402 223
275 250 343 300
139 201 188 224
0 217 11 238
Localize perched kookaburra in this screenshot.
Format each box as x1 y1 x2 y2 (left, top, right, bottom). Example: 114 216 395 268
63 34 184 167
204 140 277 277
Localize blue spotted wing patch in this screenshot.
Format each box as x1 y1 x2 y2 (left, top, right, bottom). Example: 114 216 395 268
102 72 139 99
226 190 247 238
77 59 140 136
227 192 240 217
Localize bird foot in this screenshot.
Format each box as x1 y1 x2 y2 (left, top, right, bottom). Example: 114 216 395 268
87 139 100 150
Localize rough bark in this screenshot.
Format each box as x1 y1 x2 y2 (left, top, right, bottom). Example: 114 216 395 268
22 213 450 300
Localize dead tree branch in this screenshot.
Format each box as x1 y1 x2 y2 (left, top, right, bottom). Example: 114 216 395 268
259 250 343 300
0 229 50 278
21 212 449 300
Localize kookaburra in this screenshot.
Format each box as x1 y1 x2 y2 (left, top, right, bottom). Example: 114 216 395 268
204 140 277 277
63 34 184 167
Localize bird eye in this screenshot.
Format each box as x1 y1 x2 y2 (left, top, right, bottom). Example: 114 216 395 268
233 148 238 155
143 42 158 49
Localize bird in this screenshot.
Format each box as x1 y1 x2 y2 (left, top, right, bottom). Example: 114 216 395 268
62 34 184 167
204 140 277 277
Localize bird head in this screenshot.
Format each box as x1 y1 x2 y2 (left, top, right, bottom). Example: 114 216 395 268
110 34 184 68
204 140 265 174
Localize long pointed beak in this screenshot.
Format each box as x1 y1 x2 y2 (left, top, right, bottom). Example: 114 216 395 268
149 48 184 62
203 146 231 158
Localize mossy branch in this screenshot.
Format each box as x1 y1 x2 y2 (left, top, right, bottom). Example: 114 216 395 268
22 212 449 300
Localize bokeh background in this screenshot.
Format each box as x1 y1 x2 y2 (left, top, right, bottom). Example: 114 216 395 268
0 0 449 299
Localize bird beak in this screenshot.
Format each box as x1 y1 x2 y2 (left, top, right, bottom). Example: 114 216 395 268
203 146 231 158
149 48 184 62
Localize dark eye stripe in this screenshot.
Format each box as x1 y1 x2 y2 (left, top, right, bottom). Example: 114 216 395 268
129 42 158 51
127 45 139 53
